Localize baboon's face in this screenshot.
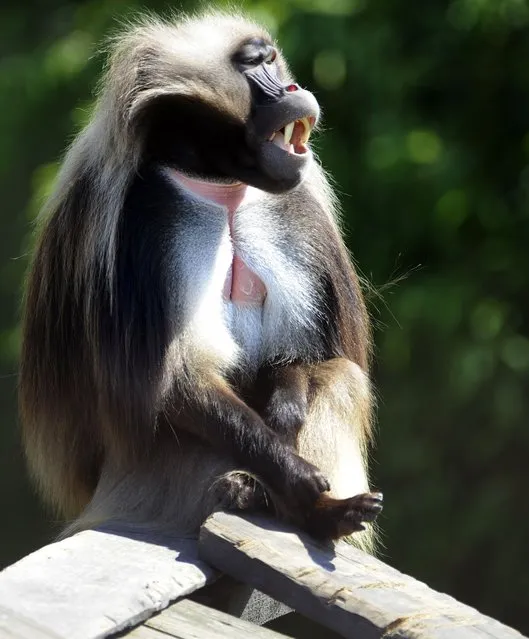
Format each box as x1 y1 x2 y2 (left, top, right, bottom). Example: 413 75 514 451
135 18 320 193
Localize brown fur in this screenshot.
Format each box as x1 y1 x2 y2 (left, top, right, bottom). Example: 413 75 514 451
20 12 379 549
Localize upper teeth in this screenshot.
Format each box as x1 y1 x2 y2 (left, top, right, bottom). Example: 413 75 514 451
284 121 295 146
283 117 312 146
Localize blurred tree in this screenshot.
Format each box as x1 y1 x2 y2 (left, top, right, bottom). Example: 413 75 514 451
1 0 528 633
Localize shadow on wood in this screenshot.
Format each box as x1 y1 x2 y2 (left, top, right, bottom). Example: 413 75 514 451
0 513 526 639
199 511 526 639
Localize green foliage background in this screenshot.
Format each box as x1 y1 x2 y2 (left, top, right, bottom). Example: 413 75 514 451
1 0 528 633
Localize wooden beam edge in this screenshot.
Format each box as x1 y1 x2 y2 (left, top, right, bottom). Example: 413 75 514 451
0 528 216 639
198 512 526 639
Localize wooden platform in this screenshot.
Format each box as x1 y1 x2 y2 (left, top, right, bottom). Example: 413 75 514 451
0 512 525 639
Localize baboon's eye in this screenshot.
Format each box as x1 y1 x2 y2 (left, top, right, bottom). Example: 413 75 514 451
234 39 276 68
264 48 277 65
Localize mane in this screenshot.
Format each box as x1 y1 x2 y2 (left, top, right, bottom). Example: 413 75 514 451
38 11 272 305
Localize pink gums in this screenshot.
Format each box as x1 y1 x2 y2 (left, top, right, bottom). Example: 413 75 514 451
171 171 267 306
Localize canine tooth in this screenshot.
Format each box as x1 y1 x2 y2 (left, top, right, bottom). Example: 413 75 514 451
283 121 295 146
300 117 311 144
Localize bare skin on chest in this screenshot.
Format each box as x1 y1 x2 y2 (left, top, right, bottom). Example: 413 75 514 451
173 171 267 305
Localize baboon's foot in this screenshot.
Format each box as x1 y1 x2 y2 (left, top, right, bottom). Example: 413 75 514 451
213 471 268 512
306 491 383 540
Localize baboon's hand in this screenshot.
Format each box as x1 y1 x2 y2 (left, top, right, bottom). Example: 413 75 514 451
280 451 331 508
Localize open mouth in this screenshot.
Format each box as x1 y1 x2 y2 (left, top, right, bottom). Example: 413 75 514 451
267 116 316 155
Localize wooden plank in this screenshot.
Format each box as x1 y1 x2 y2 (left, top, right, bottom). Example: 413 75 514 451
0 604 63 639
0 528 215 639
124 598 287 638
118 626 163 639
199 512 527 639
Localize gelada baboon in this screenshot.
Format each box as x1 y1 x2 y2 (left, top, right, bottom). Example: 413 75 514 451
20 12 382 546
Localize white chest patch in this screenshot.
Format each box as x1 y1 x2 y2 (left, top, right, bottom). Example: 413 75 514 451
167 173 318 371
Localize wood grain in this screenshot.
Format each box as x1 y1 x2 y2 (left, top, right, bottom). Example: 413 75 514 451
124 598 286 638
0 527 214 639
199 511 526 639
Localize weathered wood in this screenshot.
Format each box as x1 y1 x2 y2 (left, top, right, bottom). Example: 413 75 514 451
117 627 162 639
199 512 526 639
0 603 63 639
0 528 215 639
123 598 287 638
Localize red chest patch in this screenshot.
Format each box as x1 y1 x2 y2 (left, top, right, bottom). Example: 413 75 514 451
170 171 267 306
